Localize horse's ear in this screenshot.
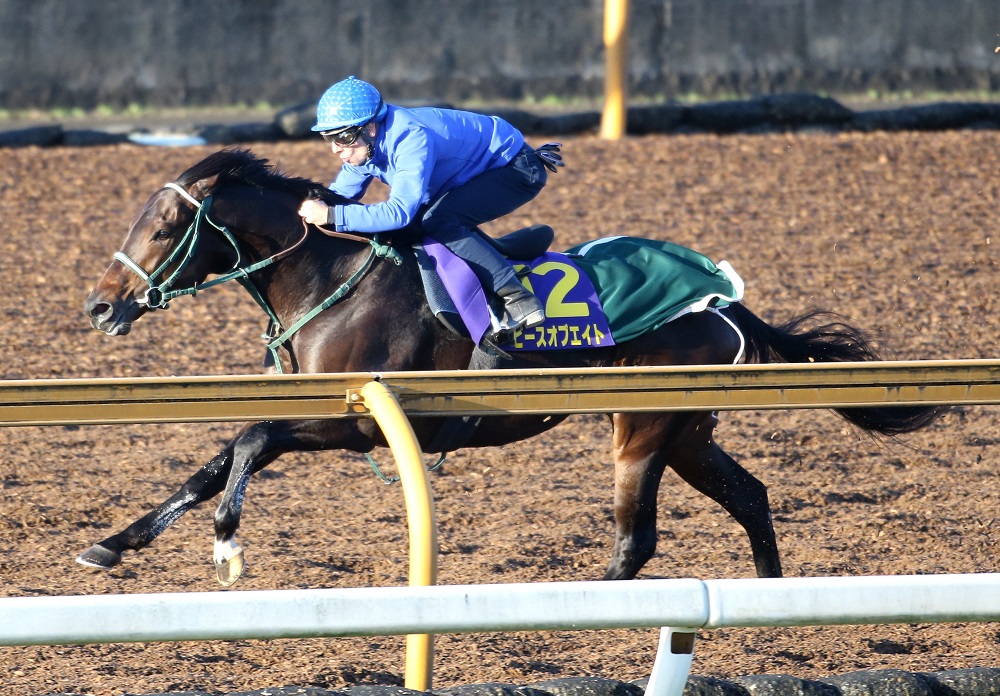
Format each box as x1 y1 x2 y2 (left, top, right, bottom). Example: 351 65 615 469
192 174 220 200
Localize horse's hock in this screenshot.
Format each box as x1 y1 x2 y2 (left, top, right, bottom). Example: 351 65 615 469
0 132 997 696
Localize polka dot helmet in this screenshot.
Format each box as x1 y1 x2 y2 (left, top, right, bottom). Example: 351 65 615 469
312 76 388 132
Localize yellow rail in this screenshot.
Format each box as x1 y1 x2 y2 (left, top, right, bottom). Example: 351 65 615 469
2 360 1000 427
359 382 437 691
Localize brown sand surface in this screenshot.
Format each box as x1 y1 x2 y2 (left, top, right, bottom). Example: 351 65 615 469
0 132 997 695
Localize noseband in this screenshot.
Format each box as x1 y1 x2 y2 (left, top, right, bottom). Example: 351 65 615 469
113 183 246 309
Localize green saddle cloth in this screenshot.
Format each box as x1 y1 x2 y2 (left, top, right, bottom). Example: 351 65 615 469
567 236 744 343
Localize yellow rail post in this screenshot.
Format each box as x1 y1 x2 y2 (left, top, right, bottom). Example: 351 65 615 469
358 381 438 691
600 0 629 139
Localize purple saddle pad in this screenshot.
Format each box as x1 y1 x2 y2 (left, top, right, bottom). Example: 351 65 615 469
421 236 615 350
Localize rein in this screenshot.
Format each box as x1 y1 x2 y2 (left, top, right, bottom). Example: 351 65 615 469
113 183 403 372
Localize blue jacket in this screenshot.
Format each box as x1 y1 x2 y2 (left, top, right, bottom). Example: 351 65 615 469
330 104 525 233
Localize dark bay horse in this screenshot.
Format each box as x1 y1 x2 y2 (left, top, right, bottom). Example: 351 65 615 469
82 148 942 585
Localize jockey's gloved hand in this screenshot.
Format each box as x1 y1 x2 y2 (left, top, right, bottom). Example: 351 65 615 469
535 142 564 173
298 198 330 227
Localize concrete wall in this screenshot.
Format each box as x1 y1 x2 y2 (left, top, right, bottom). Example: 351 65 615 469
2 0 999 111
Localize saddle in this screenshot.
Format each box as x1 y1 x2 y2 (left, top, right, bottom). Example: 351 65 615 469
413 224 554 337
480 224 554 260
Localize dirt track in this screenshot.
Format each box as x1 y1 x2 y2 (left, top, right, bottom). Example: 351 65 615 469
0 132 998 696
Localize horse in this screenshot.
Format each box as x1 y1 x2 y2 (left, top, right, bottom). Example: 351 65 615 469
82 147 943 586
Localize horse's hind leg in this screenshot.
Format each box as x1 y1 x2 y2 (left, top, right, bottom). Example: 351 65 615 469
605 410 781 580
605 411 700 580
77 445 235 569
669 419 782 578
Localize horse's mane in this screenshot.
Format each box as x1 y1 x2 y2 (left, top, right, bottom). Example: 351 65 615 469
176 147 330 200
176 146 418 236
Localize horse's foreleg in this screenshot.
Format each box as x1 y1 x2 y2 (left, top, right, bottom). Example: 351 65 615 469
669 426 782 578
210 419 353 586
77 447 234 569
210 423 284 586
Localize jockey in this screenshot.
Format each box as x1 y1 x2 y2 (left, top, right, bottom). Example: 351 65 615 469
298 75 563 339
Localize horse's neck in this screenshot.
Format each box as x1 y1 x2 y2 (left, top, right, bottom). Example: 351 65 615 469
220 194 460 371
246 229 424 326
248 234 366 314
268 238 461 372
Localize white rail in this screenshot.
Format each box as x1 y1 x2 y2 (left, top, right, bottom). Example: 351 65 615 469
3 574 999 695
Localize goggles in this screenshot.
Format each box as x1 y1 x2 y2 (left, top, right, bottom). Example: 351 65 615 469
320 125 365 147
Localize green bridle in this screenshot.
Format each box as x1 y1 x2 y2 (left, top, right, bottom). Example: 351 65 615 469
113 183 247 310
112 182 403 372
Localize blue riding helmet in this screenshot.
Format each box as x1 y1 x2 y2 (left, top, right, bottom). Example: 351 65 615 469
312 76 389 132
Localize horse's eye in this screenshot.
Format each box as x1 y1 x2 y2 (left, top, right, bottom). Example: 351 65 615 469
153 229 172 241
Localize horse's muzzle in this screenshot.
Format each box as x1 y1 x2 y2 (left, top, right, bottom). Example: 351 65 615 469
83 291 140 336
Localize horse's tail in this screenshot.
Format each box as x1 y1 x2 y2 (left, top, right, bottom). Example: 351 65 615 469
724 303 946 436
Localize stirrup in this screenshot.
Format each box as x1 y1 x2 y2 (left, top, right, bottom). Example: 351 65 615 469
479 332 513 360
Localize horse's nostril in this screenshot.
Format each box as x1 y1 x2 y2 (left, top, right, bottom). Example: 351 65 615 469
86 300 111 320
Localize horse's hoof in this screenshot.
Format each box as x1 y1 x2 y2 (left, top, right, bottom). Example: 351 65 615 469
214 538 245 587
76 544 122 569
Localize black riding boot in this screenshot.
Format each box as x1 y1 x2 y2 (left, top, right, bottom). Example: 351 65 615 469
498 279 546 329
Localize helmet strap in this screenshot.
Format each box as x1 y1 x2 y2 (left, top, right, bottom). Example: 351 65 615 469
359 123 377 163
